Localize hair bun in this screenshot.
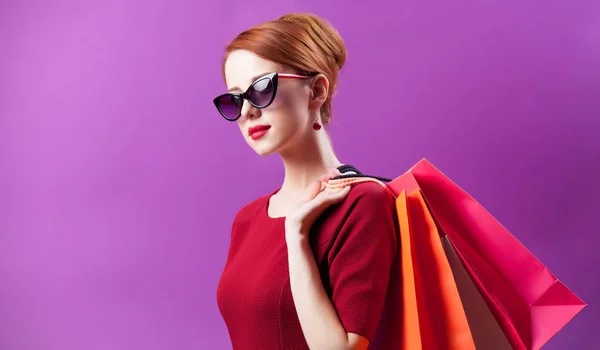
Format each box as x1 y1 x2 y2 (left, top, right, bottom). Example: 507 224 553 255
277 13 347 71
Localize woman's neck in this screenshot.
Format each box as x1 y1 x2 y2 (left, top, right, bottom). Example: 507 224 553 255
277 130 343 200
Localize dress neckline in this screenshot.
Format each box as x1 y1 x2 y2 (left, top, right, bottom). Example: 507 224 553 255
263 188 287 221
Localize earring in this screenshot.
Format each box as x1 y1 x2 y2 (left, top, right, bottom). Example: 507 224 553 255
312 112 322 130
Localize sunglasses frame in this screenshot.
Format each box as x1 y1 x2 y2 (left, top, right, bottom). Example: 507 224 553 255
213 72 311 122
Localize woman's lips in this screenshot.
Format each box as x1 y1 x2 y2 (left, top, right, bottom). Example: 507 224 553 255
248 125 271 140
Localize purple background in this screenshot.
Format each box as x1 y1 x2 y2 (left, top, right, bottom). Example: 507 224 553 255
1 0 598 349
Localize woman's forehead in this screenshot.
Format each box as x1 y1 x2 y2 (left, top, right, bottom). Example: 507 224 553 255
224 50 281 90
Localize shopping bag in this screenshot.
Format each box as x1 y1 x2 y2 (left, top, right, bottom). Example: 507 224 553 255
385 158 587 350
441 235 513 349
396 189 476 349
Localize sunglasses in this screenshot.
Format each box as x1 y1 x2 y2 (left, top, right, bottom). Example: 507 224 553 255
213 72 310 121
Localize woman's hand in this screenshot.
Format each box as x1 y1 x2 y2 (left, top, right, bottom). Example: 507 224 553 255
284 168 351 237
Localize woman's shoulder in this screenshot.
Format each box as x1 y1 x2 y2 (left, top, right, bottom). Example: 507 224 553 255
316 180 397 263
319 181 396 232
344 181 394 207
232 192 271 222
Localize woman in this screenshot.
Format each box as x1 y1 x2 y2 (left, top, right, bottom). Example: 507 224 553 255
214 13 397 350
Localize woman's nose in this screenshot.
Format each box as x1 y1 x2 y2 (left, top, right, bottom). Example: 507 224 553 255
240 101 260 121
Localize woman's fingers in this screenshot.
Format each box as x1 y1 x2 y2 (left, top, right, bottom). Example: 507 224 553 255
317 185 351 205
321 167 342 182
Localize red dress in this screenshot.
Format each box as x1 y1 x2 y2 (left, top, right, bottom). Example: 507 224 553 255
216 182 398 349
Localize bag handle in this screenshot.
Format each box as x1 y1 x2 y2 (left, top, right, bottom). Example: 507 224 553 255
327 164 394 195
335 164 393 183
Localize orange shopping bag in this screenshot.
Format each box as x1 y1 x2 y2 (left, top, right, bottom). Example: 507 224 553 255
396 189 476 350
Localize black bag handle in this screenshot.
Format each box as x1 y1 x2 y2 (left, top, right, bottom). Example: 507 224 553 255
335 164 393 183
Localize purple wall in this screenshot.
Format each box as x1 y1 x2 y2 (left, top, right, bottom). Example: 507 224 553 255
1 1 598 349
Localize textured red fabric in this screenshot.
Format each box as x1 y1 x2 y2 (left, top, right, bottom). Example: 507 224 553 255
216 182 398 349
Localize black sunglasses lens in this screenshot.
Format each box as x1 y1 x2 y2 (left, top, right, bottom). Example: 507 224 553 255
216 95 242 120
247 77 275 107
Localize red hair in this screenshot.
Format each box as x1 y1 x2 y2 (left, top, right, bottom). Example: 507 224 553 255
222 13 347 125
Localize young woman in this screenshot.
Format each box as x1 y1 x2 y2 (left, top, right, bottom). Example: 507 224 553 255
214 13 397 350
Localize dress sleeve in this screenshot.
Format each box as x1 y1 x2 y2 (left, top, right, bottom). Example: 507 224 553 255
327 183 398 342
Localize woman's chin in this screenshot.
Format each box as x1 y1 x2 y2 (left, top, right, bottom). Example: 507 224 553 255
249 142 279 157
246 133 291 157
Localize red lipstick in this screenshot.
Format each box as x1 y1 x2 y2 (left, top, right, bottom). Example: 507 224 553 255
248 125 271 140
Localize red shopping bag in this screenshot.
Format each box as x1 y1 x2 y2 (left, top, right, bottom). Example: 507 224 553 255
384 159 587 350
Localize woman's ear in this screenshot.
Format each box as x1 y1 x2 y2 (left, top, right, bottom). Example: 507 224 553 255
308 74 329 111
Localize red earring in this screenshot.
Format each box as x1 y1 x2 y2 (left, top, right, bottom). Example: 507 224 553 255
313 122 322 130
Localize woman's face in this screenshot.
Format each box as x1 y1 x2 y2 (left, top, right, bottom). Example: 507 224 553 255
223 50 315 157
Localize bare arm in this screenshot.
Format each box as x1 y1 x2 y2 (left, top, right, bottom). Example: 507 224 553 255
283 171 395 350
286 232 370 350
